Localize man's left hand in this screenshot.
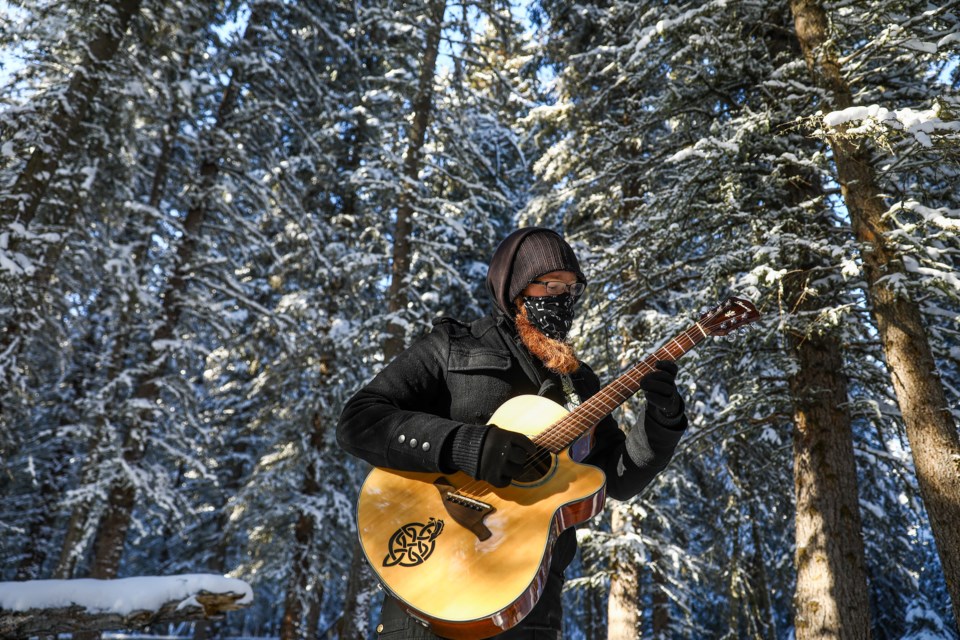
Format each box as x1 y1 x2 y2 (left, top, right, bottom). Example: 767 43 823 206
641 360 682 417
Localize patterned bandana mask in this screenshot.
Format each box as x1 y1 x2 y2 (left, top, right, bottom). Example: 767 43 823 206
522 295 576 341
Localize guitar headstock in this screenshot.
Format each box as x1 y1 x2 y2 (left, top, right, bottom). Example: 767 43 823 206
698 296 762 337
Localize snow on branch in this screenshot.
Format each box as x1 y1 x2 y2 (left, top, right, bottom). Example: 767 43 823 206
820 101 960 148
0 574 253 639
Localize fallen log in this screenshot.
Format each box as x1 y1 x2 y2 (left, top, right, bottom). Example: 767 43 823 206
0 574 253 639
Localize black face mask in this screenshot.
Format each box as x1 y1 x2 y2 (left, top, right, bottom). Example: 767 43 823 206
522 295 576 341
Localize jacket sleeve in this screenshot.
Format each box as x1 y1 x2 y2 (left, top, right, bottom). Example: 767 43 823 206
577 366 687 501
587 411 686 501
336 327 463 473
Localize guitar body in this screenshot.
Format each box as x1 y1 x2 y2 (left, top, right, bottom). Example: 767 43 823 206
357 394 607 639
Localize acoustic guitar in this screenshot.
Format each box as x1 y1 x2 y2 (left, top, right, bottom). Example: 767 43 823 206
356 297 761 639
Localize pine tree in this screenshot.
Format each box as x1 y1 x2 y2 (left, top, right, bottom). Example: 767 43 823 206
326 0 545 632
524 0 956 636
789 0 960 626
1 0 227 585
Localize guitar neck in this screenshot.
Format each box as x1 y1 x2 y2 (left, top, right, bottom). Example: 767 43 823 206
533 322 708 452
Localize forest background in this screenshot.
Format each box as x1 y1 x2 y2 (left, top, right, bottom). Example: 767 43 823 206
1 0 959 639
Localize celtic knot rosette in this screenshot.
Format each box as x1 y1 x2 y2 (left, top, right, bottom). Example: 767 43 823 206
382 518 445 567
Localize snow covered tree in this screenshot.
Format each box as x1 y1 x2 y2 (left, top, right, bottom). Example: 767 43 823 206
1 0 227 583
0 0 141 464
328 1 545 632
0 0 142 227
789 0 960 626
525 0 956 636
2 0 955 637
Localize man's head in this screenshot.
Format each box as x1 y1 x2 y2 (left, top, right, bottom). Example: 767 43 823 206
505 230 585 306
486 228 586 374
486 227 586 317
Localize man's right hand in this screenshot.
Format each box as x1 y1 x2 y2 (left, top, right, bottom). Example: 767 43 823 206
478 425 540 487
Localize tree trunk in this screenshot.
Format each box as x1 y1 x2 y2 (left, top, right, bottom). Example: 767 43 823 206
607 508 640 640
383 0 447 359
578 572 602 640
0 0 141 228
0 577 250 638
777 152 872 639
54 419 106 579
82 9 263 583
650 546 669 639
335 537 375 640
786 279 871 640
748 500 777 640
14 439 72 581
338 1 447 633
192 441 251 640
725 495 743 640
280 413 326 640
790 0 960 625
53 47 186 581
279 513 316 640
305 583 323 639
0 26 181 442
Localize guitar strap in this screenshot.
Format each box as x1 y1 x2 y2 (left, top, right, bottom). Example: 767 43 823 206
506 334 569 406
495 318 584 409
494 318 599 462
491 316 599 463
560 374 582 410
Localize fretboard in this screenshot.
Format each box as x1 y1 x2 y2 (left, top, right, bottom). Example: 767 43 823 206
532 322 708 452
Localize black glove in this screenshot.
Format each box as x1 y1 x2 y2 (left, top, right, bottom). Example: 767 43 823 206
640 360 682 417
478 425 540 488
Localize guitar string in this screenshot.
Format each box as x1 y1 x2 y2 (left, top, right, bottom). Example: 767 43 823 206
457 328 702 499
530 329 700 452
369 305 756 531
451 338 694 500
526 307 757 456
450 355 666 500
452 327 704 500
524 308 752 457
521 309 752 460
447 304 756 501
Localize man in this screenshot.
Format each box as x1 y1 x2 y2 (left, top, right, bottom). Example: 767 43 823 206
337 227 688 639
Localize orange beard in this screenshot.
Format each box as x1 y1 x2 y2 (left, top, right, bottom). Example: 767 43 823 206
515 299 580 375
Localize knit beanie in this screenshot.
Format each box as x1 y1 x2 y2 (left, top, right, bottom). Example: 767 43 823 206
507 229 585 302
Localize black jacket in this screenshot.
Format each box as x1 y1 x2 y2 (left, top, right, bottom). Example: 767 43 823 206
337 313 686 635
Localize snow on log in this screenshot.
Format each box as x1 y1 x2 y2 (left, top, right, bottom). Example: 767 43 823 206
0 574 253 638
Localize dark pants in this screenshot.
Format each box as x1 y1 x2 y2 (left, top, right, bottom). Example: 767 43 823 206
376 586 563 640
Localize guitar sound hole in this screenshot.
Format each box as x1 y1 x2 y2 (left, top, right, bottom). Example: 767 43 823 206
515 451 554 484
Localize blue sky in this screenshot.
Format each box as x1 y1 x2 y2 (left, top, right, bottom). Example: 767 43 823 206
0 1 29 89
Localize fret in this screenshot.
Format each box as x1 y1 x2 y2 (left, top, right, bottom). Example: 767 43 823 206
669 337 684 355
539 326 706 452
534 297 760 454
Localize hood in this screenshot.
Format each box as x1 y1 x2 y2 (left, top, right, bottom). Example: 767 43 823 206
485 227 585 318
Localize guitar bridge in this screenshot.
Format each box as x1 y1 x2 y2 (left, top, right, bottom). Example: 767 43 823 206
434 478 494 541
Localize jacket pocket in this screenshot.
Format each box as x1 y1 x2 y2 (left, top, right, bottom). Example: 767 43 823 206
448 349 512 372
